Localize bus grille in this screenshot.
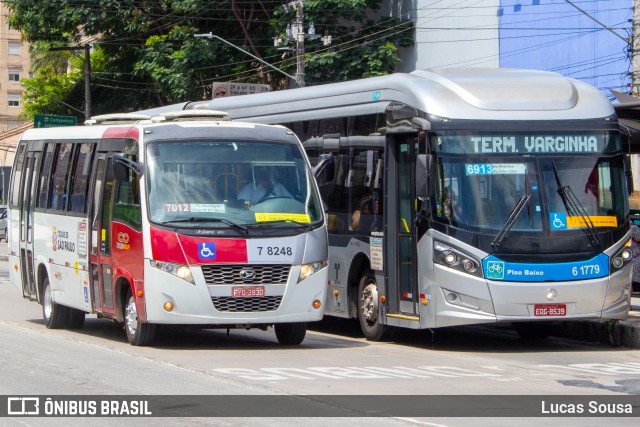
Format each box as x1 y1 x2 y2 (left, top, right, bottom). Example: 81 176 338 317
201 264 291 285
211 296 283 312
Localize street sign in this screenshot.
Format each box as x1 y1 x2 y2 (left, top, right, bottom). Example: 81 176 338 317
211 82 270 99
34 114 77 128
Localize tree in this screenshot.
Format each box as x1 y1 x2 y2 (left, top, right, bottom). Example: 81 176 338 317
7 0 414 116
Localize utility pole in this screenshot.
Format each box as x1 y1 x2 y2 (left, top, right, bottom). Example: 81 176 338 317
49 44 92 120
83 44 92 120
294 3 305 88
274 1 331 88
633 0 640 95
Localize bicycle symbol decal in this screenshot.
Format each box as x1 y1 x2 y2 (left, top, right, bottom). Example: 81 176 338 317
486 261 505 279
199 242 217 260
550 212 567 230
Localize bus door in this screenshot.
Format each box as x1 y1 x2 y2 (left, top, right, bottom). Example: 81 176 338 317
88 153 116 314
385 134 419 317
19 146 42 301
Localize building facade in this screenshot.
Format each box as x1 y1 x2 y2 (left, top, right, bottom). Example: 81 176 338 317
0 3 31 172
498 0 631 97
392 0 632 97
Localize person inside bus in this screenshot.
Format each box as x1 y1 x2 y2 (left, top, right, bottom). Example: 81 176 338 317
351 195 373 231
238 167 291 206
441 186 463 223
352 190 386 232
370 191 383 232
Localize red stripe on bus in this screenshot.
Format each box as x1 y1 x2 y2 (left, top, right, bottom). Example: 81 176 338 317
177 235 248 264
150 227 187 264
149 227 248 264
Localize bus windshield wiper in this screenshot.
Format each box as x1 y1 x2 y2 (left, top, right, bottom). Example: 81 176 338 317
551 161 600 248
491 193 531 249
161 217 248 233
247 220 312 230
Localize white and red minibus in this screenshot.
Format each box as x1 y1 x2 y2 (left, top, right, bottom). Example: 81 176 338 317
8 111 327 345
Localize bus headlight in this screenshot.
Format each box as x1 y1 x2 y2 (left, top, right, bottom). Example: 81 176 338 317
433 241 482 278
610 240 633 273
150 260 195 285
298 260 328 283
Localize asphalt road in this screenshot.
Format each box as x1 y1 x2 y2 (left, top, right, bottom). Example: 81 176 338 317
0 244 639 426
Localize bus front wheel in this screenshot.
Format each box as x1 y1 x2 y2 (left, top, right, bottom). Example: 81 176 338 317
274 322 307 345
66 308 86 329
124 291 156 346
357 273 392 341
42 277 70 329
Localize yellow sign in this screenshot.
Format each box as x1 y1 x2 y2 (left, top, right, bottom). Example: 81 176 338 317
567 216 617 228
254 213 311 223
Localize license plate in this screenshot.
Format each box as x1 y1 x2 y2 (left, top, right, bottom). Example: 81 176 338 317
534 304 566 317
232 286 265 298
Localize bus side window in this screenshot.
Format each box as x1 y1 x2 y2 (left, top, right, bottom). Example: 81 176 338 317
324 155 349 231
9 142 26 208
69 143 95 213
37 143 55 209
48 143 72 211
113 158 142 231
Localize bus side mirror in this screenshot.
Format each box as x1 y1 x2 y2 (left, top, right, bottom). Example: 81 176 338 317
113 153 143 181
624 154 634 195
416 154 433 199
313 153 335 184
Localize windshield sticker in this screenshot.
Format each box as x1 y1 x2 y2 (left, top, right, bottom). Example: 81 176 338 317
483 254 609 282
465 163 526 175
164 203 226 213
254 213 311 223
550 212 617 230
567 215 617 228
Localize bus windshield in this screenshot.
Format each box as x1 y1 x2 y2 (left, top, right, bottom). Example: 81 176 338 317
431 130 627 234
146 139 323 227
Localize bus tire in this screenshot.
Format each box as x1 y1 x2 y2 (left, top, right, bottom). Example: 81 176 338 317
512 322 553 340
124 291 156 346
42 277 70 329
357 273 392 341
67 308 86 329
275 322 307 345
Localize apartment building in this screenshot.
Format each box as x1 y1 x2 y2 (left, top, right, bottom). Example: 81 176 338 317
0 3 31 182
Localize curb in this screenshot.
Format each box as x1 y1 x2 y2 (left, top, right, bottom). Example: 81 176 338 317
555 318 640 348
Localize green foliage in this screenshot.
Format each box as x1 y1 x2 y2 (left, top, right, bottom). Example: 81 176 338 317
20 64 78 119
7 0 414 116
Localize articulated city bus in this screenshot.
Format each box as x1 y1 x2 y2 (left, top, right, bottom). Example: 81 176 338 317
8 111 327 345
152 68 633 340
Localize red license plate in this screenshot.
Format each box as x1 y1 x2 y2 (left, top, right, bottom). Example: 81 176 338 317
534 304 566 317
232 286 265 298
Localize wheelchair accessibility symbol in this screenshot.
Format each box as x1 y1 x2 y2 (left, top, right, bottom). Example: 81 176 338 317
198 242 217 260
550 212 567 230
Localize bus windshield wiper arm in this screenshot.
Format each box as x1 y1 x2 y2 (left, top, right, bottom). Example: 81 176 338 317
491 193 531 248
551 161 600 248
161 217 248 233
247 220 312 230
